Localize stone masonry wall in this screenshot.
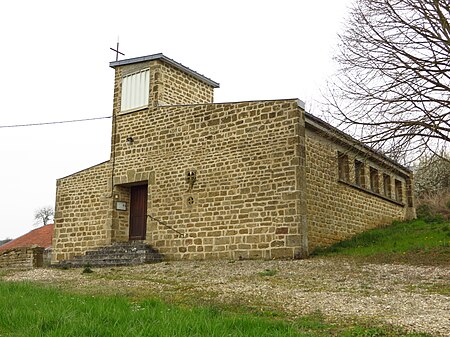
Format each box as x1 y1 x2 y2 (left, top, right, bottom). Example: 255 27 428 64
53 56 415 262
0 247 44 269
305 129 410 250
52 162 112 262
111 99 307 260
156 61 215 105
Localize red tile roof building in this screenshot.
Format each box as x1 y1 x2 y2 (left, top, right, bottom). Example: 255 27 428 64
0 224 53 252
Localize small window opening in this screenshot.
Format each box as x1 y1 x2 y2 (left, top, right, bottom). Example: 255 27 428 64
406 177 414 207
354 160 365 187
338 152 350 182
395 179 403 202
383 174 392 198
369 167 380 193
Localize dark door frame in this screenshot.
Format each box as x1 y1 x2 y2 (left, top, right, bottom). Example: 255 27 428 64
129 184 148 240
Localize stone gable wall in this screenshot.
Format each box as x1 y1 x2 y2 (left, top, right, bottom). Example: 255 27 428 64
52 162 112 262
0 247 44 269
305 129 411 250
111 99 306 260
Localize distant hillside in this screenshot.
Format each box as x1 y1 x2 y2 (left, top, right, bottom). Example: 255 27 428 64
0 239 12 247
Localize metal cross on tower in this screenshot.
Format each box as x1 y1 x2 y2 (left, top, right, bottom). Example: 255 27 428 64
110 40 125 61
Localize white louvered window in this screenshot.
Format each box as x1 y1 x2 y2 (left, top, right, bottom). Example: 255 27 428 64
120 69 150 112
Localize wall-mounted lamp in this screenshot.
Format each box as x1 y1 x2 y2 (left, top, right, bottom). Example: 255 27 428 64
126 136 134 145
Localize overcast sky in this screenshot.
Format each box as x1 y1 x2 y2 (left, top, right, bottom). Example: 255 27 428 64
0 0 352 239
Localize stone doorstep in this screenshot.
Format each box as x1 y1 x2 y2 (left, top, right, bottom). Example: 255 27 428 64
84 248 150 256
53 242 163 268
59 260 146 268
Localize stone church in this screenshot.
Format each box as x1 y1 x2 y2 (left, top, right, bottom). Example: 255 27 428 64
52 53 415 264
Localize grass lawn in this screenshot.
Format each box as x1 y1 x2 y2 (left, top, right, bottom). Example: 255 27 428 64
0 282 429 337
311 219 450 266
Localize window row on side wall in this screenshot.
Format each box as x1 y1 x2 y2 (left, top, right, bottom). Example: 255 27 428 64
337 152 404 204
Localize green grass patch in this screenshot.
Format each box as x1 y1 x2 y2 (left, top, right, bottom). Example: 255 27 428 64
0 282 429 337
311 219 450 265
407 283 450 296
0 281 302 337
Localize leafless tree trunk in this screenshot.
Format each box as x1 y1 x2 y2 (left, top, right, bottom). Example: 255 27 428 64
324 0 449 163
34 206 54 227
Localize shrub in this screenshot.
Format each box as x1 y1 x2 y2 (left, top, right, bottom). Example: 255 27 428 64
258 269 277 277
413 152 450 221
416 188 450 222
82 264 93 274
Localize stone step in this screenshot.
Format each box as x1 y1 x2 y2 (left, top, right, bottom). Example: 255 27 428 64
64 257 157 267
84 248 149 256
54 242 162 268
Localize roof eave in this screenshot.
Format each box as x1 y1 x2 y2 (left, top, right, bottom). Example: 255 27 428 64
304 112 412 175
109 53 220 88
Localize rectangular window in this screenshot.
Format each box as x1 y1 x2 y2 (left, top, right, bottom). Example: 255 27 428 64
120 69 150 112
395 179 403 202
338 152 349 182
406 177 414 207
383 174 391 198
369 167 379 193
354 160 365 187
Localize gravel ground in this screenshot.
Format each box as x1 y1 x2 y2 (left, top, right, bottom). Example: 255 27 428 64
3 257 449 336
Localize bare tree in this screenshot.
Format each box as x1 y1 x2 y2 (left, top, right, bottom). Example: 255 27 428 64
34 206 54 227
325 0 449 163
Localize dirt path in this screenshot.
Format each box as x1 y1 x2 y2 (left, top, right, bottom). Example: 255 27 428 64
3 257 449 336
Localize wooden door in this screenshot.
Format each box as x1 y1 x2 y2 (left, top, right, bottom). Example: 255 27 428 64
129 185 148 240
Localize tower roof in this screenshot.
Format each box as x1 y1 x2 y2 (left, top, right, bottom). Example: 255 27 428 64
110 53 220 88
